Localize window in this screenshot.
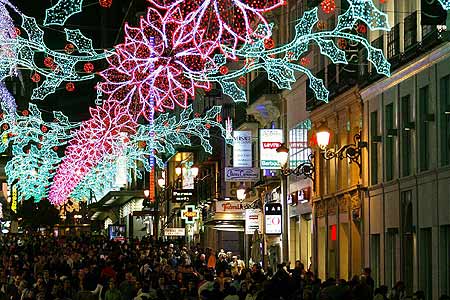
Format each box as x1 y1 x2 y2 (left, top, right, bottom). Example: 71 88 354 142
387 24 400 59
440 76 450 166
404 11 417 49
370 111 379 185
385 103 395 181
386 228 398 290
370 234 380 288
419 228 432 300
289 120 312 169
401 190 414 295
440 225 450 296
419 86 430 171
401 95 412 176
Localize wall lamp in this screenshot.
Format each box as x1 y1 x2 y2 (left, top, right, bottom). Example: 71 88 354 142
275 143 315 182
316 124 367 174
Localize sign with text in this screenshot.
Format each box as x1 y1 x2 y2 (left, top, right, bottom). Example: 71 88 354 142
164 228 186 236
265 203 282 235
260 129 283 169
215 201 244 213
172 189 195 202
245 209 262 234
181 205 199 224
233 131 252 167
225 167 260 182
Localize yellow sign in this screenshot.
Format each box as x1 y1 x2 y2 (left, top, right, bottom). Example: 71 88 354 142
11 186 17 213
2 133 8 145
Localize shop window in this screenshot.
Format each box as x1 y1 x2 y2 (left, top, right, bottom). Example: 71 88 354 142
401 190 414 295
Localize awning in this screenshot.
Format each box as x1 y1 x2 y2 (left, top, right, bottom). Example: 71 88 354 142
204 212 245 231
89 190 146 220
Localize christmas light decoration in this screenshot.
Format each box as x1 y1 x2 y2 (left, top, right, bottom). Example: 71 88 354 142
439 0 450 9
0 14 109 100
0 103 77 202
99 8 217 113
49 103 232 204
44 0 84 26
149 0 285 55
321 0 336 14
99 0 113 8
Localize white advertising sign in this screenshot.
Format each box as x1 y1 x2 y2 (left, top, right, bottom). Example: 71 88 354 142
245 209 262 234
233 131 252 167
264 203 282 235
225 167 260 182
164 228 186 236
260 129 283 169
215 201 244 213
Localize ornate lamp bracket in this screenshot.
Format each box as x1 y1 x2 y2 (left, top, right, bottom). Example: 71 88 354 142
280 153 316 185
320 132 367 174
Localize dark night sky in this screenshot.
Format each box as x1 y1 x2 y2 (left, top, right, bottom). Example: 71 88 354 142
9 0 148 122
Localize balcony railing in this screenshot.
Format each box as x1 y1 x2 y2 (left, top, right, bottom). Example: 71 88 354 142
404 11 417 50
387 24 400 60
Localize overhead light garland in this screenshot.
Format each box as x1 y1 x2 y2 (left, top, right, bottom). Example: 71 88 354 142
0 0 395 205
439 0 450 9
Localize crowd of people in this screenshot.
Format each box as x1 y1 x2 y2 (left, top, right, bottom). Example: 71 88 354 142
0 234 448 300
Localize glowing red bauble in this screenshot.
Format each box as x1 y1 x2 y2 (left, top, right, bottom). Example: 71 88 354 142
99 0 112 8
41 125 48 133
337 39 347 49
44 57 54 68
237 76 247 86
216 115 222 123
205 123 211 129
300 57 311 66
31 73 41 83
22 110 29 116
83 63 94 73
357 24 367 34
64 44 75 54
219 66 229 75
14 27 21 37
66 82 75 92
53 146 59 151
264 38 275 49
2 124 8 130
321 0 336 14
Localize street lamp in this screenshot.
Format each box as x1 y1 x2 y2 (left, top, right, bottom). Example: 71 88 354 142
236 183 246 201
276 143 315 180
315 124 367 173
191 165 199 178
157 178 165 188
275 143 315 264
175 167 182 176
144 189 150 198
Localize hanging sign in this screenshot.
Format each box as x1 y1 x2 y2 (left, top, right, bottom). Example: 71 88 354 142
225 167 260 182
265 203 282 235
164 228 186 236
181 205 199 224
11 186 17 213
215 201 244 213
172 189 195 202
260 129 283 169
245 209 262 234
233 131 252 167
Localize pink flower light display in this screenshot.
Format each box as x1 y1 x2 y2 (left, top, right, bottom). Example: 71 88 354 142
48 103 137 205
99 8 215 114
149 0 285 54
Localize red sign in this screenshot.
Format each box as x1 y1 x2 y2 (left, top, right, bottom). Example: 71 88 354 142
262 142 282 149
